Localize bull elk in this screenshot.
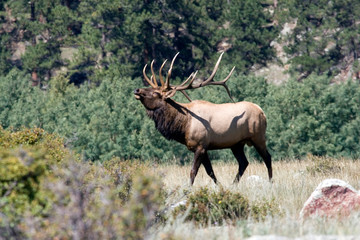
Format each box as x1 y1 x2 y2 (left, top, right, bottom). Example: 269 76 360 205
134 52 272 185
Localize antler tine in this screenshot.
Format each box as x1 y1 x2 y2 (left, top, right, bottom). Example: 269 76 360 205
150 60 158 87
173 52 235 102
202 52 225 85
179 71 198 87
170 71 198 102
208 66 235 85
180 90 192 102
174 71 198 90
159 59 167 87
165 52 180 89
150 75 155 87
197 53 235 102
143 64 157 88
200 65 235 102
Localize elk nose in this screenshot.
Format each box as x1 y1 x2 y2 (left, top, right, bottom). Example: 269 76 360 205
134 89 140 94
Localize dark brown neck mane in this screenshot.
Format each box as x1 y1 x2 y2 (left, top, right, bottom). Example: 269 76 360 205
146 99 189 144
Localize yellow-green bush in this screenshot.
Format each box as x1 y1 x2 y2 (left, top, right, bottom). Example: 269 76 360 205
21 159 165 240
0 127 72 236
0 147 48 218
0 128 172 239
0 126 71 163
119 172 166 240
0 128 167 239
172 187 281 226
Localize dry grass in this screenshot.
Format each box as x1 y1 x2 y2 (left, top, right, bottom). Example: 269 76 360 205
151 157 360 239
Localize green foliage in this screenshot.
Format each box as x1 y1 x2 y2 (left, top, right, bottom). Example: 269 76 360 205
221 0 278 72
103 158 154 203
266 76 360 159
21 41 61 76
2 67 360 162
120 172 165 240
0 0 280 84
172 187 280 226
0 126 70 162
0 147 49 221
280 0 360 78
0 128 167 239
0 69 46 128
0 127 72 238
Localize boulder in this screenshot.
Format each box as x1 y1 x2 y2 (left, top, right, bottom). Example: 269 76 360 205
300 179 360 218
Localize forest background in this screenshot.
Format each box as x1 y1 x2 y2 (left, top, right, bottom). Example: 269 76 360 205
1 0 360 163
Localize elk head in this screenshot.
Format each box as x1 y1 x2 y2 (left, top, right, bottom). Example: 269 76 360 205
134 52 236 108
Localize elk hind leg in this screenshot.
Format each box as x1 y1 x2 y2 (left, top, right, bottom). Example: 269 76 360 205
231 142 249 183
253 143 272 181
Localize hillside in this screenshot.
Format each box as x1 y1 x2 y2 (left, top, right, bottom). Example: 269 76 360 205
1 1 359 86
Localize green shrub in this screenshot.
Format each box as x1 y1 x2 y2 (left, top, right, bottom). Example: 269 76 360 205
0 127 72 237
22 160 166 240
173 187 280 226
0 126 71 163
0 131 167 239
0 147 49 220
119 172 166 240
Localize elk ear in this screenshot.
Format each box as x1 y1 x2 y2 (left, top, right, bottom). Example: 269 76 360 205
164 89 176 99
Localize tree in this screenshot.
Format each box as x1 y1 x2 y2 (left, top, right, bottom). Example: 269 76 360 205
1 0 79 85
220 0 279 73
280 0 360 80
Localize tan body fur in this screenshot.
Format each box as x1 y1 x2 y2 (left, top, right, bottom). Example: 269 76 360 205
182 100 267 151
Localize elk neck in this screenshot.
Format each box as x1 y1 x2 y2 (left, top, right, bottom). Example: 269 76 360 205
146 98 189 144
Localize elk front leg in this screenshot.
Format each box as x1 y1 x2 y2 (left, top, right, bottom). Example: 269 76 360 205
202 151 217 184
190 148 218 185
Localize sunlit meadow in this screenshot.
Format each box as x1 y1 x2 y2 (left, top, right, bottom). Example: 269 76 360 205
150 157 360 239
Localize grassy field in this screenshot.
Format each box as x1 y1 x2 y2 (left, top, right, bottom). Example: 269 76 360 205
151 156 360 239
3 128 360 239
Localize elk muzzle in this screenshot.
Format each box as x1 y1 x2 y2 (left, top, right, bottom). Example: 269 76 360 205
134 88 141 100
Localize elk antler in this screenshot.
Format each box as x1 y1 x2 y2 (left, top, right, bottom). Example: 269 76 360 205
164 52 180 90
143 64 157 88
174 52 236 102
143 52 235 102
143 53 179 90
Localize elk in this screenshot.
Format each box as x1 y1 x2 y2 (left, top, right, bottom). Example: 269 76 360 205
134 52 272 185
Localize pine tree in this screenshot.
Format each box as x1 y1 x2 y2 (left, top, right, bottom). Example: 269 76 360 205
220 0 278 73
281 0 360 80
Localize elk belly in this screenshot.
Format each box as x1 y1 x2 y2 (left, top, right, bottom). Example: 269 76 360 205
207 119 250 149
187 109 250 149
